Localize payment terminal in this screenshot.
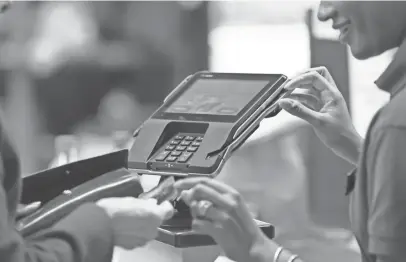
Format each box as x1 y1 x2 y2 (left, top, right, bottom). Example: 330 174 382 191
128 71 289 177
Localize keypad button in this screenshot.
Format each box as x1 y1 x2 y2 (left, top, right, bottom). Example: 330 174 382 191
166 145 175 151
171 151 182 156
192 141 200 147
156 151 170 161
185 136 195 141
196 136 203 142
178 152 192 163
187 146 198 152
166 156 177 162
170 140 180 145
175 135 184 140
180 141 191 146
176 145 187 151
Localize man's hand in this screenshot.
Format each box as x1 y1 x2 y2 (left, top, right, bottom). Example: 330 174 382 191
16 202 41 219
279 66 363 165
96 197 174 250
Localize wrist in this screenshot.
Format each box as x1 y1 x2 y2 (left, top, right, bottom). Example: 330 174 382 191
341 127 363 164
96 199 114 218
330 127 363 165
248 236 279 262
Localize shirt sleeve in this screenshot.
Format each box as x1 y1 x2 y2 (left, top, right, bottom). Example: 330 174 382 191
0 184 115 262
367 127 406 260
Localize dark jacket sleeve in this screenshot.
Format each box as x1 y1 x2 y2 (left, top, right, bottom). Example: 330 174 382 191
0 185 115 262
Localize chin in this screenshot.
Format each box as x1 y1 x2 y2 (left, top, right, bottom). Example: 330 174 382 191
348 38 390 60
350 49 371 60
349 44 378 60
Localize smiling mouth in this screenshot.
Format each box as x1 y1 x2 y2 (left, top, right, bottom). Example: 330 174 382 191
340 26 350 34
335 23 351 42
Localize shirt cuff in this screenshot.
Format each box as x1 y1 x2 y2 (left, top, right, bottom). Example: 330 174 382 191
345 168 357 196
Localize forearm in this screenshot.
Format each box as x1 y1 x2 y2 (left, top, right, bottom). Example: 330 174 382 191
330 128 364 165
1 201 115 262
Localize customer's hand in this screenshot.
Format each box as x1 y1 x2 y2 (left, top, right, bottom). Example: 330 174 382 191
174 178 272 262
96 197 174 250
16 202 41 219
279 66 363 164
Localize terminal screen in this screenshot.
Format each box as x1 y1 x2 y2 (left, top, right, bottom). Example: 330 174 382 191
165 78 270 116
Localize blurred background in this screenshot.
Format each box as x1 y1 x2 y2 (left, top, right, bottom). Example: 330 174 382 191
1 1 395 262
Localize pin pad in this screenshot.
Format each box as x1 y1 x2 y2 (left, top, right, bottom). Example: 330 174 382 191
154 134 203 163
128 71 289 177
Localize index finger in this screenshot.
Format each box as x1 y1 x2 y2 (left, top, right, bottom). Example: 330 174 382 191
174 177 239 195
173 177 211 191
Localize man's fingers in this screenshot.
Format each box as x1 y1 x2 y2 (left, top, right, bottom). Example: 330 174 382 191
278 98 322 125
25 201 41 210
17 201 41 217
156 200 175 221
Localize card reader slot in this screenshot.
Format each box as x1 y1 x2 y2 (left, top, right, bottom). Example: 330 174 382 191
232 124 260 153
214 87 296 167
208 89 288 159
206 122 260 160
233 76 287 140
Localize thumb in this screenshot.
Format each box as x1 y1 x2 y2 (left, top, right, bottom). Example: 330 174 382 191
278 98 321 124
155 201 175 221
17 201 41 217
26 201 41 210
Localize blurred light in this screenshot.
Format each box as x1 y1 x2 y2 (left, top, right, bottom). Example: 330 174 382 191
209 24 310 77
28 2 97 76
99 89 138 124
215 1 318 25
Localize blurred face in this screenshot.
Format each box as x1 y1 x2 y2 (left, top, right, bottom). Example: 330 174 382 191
318 1 406 60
